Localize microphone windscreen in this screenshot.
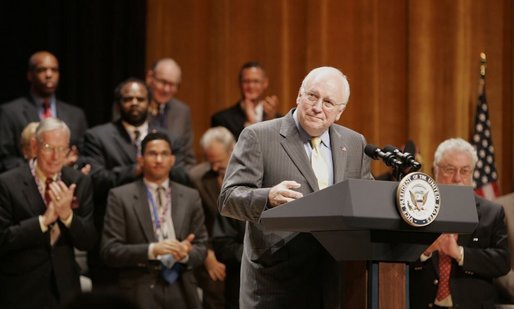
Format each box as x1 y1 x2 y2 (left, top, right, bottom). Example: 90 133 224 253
383 145 398 153
364 144 379 158
404 140 416 154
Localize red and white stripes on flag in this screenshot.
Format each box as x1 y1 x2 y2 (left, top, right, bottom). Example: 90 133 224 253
471 87 500 200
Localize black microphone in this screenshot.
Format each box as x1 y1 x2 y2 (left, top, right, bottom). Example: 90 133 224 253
364 144 403 168
383 145 422 171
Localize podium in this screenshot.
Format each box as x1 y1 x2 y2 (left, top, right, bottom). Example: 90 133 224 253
260 179 478 308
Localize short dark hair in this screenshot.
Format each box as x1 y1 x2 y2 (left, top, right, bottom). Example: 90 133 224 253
113 77 150 103
141 131 173 154
238 61 266 83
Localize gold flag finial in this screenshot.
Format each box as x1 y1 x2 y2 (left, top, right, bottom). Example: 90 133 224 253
480 52 487 78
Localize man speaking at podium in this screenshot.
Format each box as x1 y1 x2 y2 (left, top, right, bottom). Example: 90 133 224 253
219 67 372 308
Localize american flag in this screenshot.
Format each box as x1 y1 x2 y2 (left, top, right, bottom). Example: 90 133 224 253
471 79 500 200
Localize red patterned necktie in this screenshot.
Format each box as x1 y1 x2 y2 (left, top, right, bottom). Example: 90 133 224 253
42 99 52 119
436 253 452 301
44 177 54 204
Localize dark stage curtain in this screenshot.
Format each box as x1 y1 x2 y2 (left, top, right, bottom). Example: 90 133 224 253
0 0 146 127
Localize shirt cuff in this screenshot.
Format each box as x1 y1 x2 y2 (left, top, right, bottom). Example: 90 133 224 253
179 254 190 264
458 246 464 266
148 243 156 259
61 213 73 228
39 216 49 233
420 252 432 262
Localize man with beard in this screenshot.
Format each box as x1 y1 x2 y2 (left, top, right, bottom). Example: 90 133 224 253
211 61 280 140
82 78 189 287
0 51 88 172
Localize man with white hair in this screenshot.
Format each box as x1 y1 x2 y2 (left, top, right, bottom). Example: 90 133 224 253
0 118 95 308
219 67 373 308
410 137 510 309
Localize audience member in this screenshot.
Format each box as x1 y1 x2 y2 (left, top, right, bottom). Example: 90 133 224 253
189 127 245 309
0 118 96 308
409 137 510 308
145 58 196 168
20 121 39 160
82 78 190 286
101 131 207 308
211 61 280 139
218 67 373 308
0 51 88 172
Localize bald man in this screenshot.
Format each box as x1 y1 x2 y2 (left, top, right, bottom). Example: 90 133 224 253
0 51 88 172
219 67 373 308
145 58 195 169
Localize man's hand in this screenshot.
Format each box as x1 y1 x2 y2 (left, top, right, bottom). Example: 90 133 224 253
242 99 257 125
49 181 75 221
263 95 278 120
204 249 226 281
438 233 461 260
64 145 79 166
152 234 196 261
268 181 303 208
41 202 58 227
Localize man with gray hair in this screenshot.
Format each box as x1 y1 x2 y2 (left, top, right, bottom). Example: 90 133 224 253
218 67 372 308
0 117 96 308
410 137 510 308
189 127 245 309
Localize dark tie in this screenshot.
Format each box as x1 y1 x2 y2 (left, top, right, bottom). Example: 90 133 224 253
161 257 183 285
42 99 52 119
436 253 452 301
44 177 54 204
134 129 141 155
156 186 164 209
158 104 167 128
44 177 60 245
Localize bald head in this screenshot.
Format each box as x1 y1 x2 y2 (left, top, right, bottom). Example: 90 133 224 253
301 66 350 105
147 58 182 104
27 51 60 98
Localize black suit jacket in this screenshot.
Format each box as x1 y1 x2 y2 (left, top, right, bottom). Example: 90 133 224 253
0 165 96 308
211 101 280 140
0 95 88 172
410 196 510 309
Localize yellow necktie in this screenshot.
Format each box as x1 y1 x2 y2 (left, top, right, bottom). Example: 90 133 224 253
310 137 329 189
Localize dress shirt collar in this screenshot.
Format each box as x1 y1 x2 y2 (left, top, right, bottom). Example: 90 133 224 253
292 109 331 149
122 121 149 141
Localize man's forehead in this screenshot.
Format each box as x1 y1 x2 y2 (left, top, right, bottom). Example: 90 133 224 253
123 82 147 94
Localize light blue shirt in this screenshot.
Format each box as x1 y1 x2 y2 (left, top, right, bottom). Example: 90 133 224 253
32 93 57 119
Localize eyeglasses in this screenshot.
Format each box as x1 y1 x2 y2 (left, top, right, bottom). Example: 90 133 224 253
40 143 69 155
121 96 147 103
302 90 345 111
144 150 172 159
153 76 179 89
437 165 474 177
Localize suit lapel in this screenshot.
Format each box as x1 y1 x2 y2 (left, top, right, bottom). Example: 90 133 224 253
113 121 138 163
330 127 348 183
21 166 46 215
279 111 319 191
22 96 39 122
133 181 156 242
171 183 185 239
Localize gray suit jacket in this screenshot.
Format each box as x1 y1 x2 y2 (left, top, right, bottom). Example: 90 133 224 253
219 109 372 308
148 98 196 169
0 95 88 172
101 179 208 308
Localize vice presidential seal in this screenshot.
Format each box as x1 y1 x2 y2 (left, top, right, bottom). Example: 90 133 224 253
396 172 441 227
